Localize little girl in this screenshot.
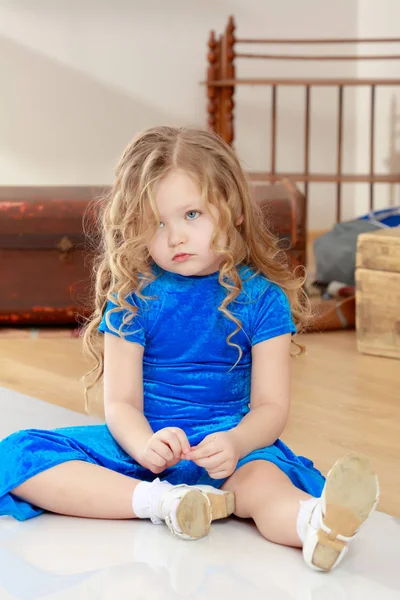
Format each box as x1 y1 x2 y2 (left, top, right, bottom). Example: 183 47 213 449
0 126 378 572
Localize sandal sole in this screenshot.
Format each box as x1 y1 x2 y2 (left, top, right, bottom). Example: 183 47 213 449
312 453 379 571
176 489 235 539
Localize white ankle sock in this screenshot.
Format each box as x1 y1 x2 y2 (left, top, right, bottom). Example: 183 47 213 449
132 479 181 531
296 497 321 543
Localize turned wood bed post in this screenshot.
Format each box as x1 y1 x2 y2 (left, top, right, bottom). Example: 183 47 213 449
207 30 221 135
219 16 236 144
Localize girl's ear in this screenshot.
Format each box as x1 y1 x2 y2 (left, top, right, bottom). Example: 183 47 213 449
236 215 244 226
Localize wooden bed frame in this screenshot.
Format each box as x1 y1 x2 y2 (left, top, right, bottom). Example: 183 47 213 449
205 16 400 223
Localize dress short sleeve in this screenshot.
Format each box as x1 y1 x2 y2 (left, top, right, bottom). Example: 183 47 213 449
98 294 146 347
251 283 296 346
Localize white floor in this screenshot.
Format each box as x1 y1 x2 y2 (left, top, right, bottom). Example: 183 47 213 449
1 387 399 600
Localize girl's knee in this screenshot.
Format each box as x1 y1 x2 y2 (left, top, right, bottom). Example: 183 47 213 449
235 460 286 487
223 461 287 518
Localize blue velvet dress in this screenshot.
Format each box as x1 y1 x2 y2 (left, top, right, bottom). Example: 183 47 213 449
0 266 325 521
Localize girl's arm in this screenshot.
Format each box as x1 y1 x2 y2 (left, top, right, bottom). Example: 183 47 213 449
103 332 154 461
229 333 292 459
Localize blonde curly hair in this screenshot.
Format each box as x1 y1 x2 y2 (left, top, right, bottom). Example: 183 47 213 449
82 126 310 411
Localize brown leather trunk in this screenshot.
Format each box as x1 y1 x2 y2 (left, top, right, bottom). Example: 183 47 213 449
0 187 101 325
0 182 306 325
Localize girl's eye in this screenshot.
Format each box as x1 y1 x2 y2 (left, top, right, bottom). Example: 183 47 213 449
186 211 201 220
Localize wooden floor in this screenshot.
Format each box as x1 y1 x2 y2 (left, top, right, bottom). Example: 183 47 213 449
1 330 399 517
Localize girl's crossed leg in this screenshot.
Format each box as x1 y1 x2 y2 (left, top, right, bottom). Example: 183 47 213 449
11 459 234 538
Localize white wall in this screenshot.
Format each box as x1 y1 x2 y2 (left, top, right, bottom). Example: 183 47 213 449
355 0 400 214
0 0 360 228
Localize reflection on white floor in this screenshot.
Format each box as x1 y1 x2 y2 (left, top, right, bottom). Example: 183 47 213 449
1 388 400 600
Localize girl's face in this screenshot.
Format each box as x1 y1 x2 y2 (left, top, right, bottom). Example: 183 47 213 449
148 169 226 277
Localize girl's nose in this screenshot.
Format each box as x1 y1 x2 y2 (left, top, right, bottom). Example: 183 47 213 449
168 226 187 247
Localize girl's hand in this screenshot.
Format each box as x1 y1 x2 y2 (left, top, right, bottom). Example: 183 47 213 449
140 427 191 474
186 431 240 479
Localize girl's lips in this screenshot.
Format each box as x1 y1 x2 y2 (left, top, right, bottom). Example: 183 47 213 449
173 253 193 262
